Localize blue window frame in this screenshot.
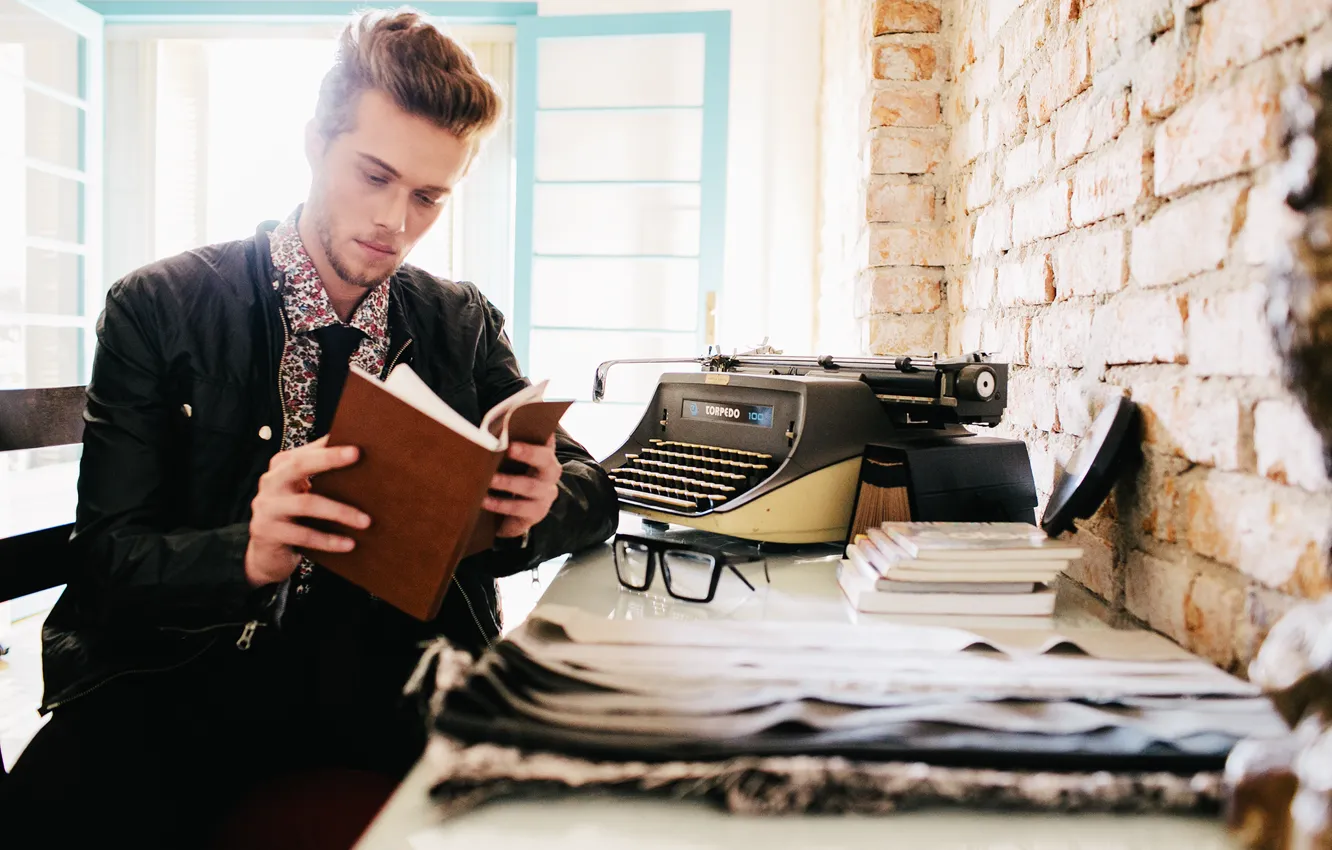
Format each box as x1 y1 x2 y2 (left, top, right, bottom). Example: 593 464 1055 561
511 11 731 372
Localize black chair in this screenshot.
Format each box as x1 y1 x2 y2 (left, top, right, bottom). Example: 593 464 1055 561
0 385 86 780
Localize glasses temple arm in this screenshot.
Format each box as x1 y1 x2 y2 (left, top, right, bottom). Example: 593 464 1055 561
727 562 756 591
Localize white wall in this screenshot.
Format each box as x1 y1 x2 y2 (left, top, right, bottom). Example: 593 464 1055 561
538 0 821 356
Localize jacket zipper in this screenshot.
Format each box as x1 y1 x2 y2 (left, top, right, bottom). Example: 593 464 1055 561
384 338 412 377
454 580 495 650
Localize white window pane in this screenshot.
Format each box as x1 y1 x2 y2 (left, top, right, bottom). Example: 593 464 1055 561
538 34 704 108
26 167 82 244
0 325 84 390
529 328 696 403
0 0 82 98
203 39 333 243
0 248 80 315
531 257 697 331
533 183 699 257
25 91 82 171
0 445 81 543
560 401 646 464
535 109 701 182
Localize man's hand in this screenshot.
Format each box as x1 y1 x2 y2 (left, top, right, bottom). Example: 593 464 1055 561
482 436 562 540
245 435 371 588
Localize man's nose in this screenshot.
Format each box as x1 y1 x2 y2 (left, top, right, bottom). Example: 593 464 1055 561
373 189 409 236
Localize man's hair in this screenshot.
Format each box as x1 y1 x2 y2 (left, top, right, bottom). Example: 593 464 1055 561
314 8 503 146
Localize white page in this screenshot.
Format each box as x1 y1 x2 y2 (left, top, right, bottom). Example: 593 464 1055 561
377 364 499 451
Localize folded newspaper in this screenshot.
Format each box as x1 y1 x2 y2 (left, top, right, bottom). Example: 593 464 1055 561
419 605 1285 774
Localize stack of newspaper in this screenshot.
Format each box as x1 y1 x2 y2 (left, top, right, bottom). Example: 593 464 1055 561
840 522 1084 617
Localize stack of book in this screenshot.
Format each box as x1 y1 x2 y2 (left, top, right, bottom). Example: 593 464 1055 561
838 522 1084 616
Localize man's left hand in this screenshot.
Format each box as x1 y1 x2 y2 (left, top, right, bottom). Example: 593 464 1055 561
483 435 562 540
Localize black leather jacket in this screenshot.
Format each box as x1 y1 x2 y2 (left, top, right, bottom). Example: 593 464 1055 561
40 221 618 711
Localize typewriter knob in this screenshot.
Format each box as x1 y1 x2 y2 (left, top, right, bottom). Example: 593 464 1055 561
957 365 998 401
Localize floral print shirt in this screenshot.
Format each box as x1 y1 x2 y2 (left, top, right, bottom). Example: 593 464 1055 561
269 211 391 596
270 212 391 449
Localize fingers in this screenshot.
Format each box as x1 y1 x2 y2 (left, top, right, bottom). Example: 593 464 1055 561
506 439 562 483
253 517 356 553
488 473 556 501
262 444 360 492
482 494 549 521
275 493 371 530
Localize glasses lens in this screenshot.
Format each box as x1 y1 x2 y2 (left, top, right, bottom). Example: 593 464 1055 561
614 539 652 589
661 550 717 601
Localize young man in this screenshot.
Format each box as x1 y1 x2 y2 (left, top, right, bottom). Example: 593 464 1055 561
0 10 618 845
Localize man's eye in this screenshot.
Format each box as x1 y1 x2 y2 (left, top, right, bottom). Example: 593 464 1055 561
366 173 388 186
415 193 438 207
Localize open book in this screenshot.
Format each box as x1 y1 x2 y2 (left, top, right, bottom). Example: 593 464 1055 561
308 364 572 620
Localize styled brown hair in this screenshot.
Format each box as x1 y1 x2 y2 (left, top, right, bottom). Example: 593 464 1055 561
314 8 503 147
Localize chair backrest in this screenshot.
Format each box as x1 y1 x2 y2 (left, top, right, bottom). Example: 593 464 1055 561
0 386 87 603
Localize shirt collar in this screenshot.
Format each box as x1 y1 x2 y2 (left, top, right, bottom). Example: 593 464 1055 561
269 209 390 342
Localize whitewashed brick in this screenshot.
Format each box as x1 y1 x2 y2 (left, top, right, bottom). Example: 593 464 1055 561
1242 174 1303 267
973 202 1012 255
1000 0 1052 81
1028 26 1092 126
1255 400 1332 493
997 253 1054 305
1071 132 1148 227
966 153 997 211
1130 377 1245 470
871 88 942 128
1154 63 1282 197
1093 290 1188 366
874 39 941 81
1054 88 1129 168
875 0 944 35
1187 472 1332 594
1088 0 1177 70
871 130 946 174
960 107 986 165
1002 129 1055 192
961 262 997 310
1187 282 1283 378
1197 0 1331 82
1006 367 1059 431
1030 302 1094 368
1134 23 1197 119
1054 229 1128 298
1011 181 1071 245
981 314 1031 365
958 311 985 352
987 85 1027 149
867 180 937 223
988 0 1028 40
1130 183 1244 288
870 224 950 266
856 268 944 315
866 313 947 353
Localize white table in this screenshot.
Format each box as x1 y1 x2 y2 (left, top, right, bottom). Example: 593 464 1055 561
356 518 1238 849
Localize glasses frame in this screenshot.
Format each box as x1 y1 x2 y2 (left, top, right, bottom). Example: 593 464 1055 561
612 533 767 603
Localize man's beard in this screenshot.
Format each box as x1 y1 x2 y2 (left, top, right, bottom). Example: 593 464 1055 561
313 206 398 289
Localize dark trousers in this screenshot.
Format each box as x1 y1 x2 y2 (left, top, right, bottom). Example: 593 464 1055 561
0 619 428 850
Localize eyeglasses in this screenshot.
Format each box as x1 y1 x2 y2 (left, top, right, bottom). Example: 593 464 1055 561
613 533 768 603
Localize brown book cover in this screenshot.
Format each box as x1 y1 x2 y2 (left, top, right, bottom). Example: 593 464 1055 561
307 366 571 621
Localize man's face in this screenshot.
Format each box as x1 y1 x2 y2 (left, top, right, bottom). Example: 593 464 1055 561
305 89 471 289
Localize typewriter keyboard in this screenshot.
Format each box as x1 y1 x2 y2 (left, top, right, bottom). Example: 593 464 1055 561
609 439 774 513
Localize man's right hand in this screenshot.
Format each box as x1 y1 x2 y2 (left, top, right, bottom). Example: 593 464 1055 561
244 435 371 588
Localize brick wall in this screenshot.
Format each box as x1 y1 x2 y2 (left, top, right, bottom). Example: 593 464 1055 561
824 0 1332 672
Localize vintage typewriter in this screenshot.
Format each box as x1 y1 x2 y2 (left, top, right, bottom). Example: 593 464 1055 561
596 346 1037 544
